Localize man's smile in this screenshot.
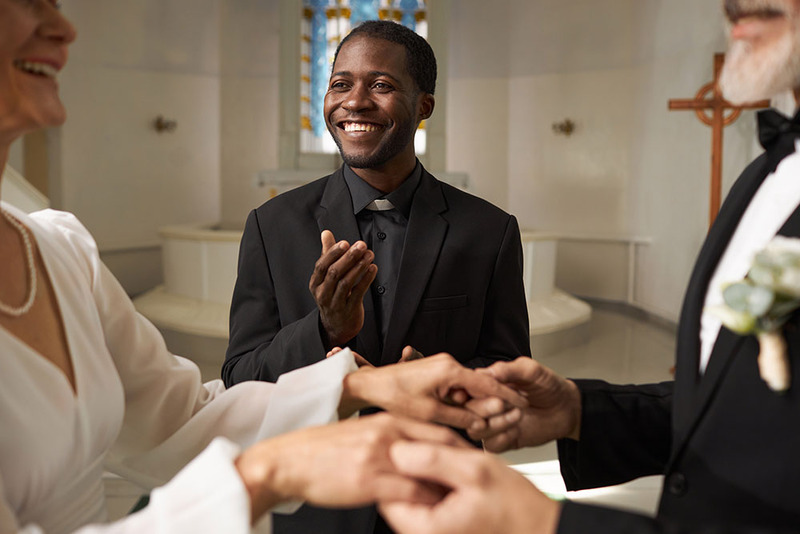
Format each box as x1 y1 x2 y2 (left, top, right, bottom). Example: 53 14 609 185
339 121 386 133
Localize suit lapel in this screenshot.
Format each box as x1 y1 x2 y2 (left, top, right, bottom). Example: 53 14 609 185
317 167 382 361
670 153 797 465
318 167 362 244
380 171 448 365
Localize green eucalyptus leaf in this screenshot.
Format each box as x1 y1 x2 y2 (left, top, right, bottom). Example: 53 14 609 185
748 264 776 287
722 282 756 312
747 285 775 317
777 269 800 298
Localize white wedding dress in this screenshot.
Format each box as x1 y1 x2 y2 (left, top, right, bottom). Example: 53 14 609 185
0 203 356 534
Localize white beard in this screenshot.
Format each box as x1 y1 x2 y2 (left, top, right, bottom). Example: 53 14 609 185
719 25 800 104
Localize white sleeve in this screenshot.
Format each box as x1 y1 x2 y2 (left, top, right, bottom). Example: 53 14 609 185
25 210 358 531
6 438 256 534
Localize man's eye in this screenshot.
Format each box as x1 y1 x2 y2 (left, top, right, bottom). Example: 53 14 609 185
373 82 392 91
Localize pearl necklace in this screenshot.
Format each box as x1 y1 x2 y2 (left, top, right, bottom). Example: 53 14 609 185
0 208 37 317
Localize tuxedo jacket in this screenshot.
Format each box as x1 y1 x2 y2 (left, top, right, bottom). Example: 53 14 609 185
557 153 800 533
222 165 530 387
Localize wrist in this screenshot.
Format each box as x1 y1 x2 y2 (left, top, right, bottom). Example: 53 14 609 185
234 443 286 523
339 367 372 418
318 317 335 350
564 380 582 441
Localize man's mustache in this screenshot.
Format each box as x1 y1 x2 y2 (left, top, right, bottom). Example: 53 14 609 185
724 0 787 22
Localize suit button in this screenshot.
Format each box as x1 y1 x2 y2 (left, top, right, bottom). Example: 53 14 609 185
666 472 687 496
377 285 386 295
377 231 387 240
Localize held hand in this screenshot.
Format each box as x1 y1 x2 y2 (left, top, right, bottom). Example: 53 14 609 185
327 346 373 367
340 353 527 431
468 357 581 452
327 345 423 367
399 345 424 363
379 442 561 534
234 414 469 522
309 230 378 349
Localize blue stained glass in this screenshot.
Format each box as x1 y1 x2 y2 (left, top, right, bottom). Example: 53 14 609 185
399 0 418 30
309 0 328 138
351 0 379 27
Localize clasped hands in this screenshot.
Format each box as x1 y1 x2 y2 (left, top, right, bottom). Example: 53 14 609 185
372 356 581 534
237 356 579 532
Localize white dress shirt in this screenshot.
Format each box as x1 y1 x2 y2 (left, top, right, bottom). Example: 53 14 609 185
700 139 800 372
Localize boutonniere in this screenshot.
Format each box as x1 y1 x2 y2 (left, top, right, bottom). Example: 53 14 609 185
707 236 800 393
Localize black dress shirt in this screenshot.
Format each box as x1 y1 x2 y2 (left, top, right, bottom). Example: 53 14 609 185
343 162 422 348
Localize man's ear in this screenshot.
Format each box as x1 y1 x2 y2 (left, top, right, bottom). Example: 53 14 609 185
418 93 435 122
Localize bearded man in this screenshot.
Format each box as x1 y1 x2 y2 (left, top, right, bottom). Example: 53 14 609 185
373 1 800 533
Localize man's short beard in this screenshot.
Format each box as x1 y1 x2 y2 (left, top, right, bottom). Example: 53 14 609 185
328 120 417 170
719 21 800 104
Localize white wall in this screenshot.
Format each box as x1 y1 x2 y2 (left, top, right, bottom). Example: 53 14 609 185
446 0 511 209
446 0 761 322
59 1 222 252
8 139 22 172
219 0 281 227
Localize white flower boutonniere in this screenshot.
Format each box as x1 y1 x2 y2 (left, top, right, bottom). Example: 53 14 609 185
707 236 800 393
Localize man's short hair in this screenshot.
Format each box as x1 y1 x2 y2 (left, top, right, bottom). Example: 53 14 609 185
334 20 437 95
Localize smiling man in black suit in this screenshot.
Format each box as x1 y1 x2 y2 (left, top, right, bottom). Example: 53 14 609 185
222 20 531 534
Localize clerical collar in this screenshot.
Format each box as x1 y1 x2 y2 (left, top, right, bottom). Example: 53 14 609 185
343 162 421 219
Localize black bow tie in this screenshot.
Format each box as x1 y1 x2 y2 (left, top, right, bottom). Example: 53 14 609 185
758 109 800 151
757 109 800 175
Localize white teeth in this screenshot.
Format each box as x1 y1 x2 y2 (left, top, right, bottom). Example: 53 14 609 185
13 60 58 79
343 122 380 132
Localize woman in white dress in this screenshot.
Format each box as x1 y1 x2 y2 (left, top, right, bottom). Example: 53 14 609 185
0 1 524 532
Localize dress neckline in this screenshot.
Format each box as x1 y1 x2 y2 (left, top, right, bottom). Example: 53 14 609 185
0 204 79 398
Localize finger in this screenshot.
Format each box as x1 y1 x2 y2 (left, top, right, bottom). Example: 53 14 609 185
400 346 425 363
467 408 521 440
480 429 519 453
445 388 469 405
384 414 472 448
463 396 508 418
368 473 447 506
326 347 344 358
406 398 486 431
327 243 373 301
379 501 436 534
310 240 350 293
389 442 496 489
454 370 528 409
321 230 337 254
485 357 538 384
354 352 374 367
346 262 378 303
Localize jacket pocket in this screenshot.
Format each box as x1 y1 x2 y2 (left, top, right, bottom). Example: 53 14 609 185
420 295 468 312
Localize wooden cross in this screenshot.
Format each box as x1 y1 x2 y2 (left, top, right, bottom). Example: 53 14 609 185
668 53 770 228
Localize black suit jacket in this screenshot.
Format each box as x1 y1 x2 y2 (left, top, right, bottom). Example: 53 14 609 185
223 165 530 384
557 153 800 532
222 165 531 534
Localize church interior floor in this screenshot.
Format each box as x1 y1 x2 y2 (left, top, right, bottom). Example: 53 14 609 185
105 307 677 520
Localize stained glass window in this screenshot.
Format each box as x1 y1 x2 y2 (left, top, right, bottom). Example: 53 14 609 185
300 0 428 155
